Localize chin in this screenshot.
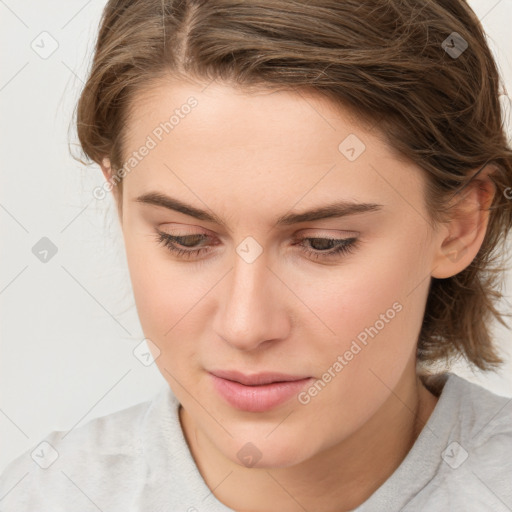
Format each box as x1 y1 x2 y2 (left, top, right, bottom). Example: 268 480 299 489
221 428 320 470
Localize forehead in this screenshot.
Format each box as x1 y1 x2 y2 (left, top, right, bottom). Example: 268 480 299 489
120 79 426 221
125 79 369 154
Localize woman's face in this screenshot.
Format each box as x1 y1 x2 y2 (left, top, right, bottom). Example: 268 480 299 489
113 79 444 468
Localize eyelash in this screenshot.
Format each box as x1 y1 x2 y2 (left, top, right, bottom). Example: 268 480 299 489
154 231 358 261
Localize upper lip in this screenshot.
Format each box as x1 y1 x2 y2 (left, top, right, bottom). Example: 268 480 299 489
210 370 311 386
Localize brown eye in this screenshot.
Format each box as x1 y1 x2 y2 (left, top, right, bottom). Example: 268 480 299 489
171 234 208 247
295 237 358 260
154 231 213 260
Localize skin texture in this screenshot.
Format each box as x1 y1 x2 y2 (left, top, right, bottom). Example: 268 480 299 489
101 79 495 511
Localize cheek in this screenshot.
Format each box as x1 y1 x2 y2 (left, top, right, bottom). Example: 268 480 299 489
123 232 223 381
127 258 201 387
123 233 197 342
295 241 425 353
297 238 428 376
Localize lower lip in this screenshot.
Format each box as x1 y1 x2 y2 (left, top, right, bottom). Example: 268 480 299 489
210 374 313 412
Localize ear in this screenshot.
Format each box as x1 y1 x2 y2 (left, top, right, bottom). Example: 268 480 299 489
99 157 118 200
431 166 497 279
99 157 123 222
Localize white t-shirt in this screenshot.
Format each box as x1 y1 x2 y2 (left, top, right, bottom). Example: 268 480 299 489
0 373 511 511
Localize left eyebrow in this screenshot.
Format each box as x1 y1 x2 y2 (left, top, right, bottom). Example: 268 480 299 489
276 201 383 225
134 191 383 226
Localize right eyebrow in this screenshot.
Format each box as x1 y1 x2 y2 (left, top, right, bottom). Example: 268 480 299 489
134 192 221 223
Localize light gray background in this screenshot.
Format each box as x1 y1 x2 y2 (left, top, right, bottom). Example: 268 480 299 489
1 0 511 472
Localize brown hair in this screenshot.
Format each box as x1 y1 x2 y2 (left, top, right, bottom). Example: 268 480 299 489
74 0 512 372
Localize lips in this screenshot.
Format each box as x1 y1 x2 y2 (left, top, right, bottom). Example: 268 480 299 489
209 370 313 412
211 370 310 386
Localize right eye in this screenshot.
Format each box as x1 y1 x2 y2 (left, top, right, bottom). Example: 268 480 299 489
154 231 214 259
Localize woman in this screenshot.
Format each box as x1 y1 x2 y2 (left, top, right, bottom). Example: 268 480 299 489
1 1 512 510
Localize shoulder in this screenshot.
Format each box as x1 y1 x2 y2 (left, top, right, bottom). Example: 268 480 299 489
419 373 512 510
0 390 163 511
443 373 512 445
454 375 512 498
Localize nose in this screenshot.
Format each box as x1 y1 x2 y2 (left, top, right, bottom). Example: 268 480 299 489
212 247 291 352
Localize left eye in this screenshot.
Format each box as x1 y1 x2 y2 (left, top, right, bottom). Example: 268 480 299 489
295 236 358 260
154 231 358 261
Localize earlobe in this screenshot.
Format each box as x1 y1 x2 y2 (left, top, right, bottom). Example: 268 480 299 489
431 174 496 279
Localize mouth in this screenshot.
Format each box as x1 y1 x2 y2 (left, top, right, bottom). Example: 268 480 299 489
209 370 313 412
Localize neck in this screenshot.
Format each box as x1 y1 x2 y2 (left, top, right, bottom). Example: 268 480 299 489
179 366 439 512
